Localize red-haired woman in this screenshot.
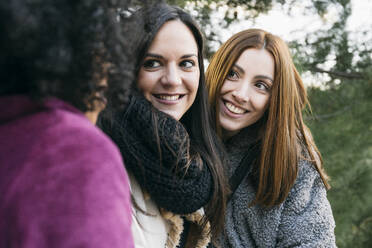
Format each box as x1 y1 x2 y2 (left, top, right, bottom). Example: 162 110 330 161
206 29 336 247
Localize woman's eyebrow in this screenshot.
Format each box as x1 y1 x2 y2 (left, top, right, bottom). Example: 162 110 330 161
232 64 245 74
145 53 198 60
233 63 274 82
180 54 198 59
254 75 274 83
144 53 163 59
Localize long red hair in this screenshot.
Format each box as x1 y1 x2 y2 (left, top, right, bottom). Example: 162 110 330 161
206 29 330 207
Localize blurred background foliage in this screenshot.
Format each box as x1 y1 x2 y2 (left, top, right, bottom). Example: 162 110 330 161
166 0 372 246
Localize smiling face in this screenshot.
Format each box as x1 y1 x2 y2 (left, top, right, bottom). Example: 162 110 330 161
218 48 275 138
137 20 200 120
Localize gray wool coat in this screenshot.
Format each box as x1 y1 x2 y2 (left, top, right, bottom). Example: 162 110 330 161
216 128 336 248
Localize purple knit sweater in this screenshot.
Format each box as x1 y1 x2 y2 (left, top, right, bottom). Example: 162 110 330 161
0 96 133 248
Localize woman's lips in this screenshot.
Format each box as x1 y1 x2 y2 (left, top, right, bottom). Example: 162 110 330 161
152 94 185 105
221 99 248 118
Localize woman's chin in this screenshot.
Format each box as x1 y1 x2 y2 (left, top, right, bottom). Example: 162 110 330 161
219 118 244 138
158 108 182 120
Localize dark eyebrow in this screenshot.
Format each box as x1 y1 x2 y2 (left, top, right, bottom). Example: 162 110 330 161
232 64 244 74
254 75 274 83
144 53 198 60
145 53 163 59
232 64 274 83
181 54 198 59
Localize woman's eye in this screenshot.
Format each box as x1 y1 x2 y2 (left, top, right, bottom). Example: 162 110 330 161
143 60 161 69
227 70 239 80
255 81 270 91
180 60 195 69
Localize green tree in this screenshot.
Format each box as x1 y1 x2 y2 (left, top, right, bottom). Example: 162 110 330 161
306 73 372 247
291 2 372 245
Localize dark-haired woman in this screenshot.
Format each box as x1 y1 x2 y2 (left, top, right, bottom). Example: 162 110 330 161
0 0 135 247
205 29 336 247
99 3 228 248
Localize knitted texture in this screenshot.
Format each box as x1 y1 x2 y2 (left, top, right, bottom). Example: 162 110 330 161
102 95 213 214
214 127 336 248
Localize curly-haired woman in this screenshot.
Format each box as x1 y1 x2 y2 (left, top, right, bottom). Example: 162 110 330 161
0 0 136 247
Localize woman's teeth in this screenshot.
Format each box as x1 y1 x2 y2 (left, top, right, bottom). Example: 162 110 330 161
156 95 181 101
225 101 245 114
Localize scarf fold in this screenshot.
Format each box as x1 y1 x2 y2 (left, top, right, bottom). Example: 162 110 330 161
99 94 214 215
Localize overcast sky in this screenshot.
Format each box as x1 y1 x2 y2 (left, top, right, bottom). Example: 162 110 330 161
189 0 372 87
212 0 372 44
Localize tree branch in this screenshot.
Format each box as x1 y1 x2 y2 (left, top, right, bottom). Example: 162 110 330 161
305 105 352 121
310 67 365 79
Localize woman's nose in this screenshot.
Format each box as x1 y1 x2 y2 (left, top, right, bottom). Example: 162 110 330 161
160 64 181 86
232 84 249 103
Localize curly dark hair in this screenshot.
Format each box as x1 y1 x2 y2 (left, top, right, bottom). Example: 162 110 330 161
0 0 139 111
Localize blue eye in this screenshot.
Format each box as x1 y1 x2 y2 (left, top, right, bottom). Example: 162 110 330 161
227 69 239 80
143 59 161 69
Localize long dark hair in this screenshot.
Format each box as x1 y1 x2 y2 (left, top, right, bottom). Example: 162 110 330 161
129 2 228 239
0 0 135 111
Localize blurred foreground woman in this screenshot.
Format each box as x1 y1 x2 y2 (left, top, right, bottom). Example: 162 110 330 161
0 0 136 247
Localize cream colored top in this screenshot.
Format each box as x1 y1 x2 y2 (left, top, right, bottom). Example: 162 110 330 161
129 173 170 248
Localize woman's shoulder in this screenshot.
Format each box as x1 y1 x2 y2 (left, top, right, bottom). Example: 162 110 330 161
48 100 122 150
277 160 336 247
296 159 321 186
283 158 330 214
